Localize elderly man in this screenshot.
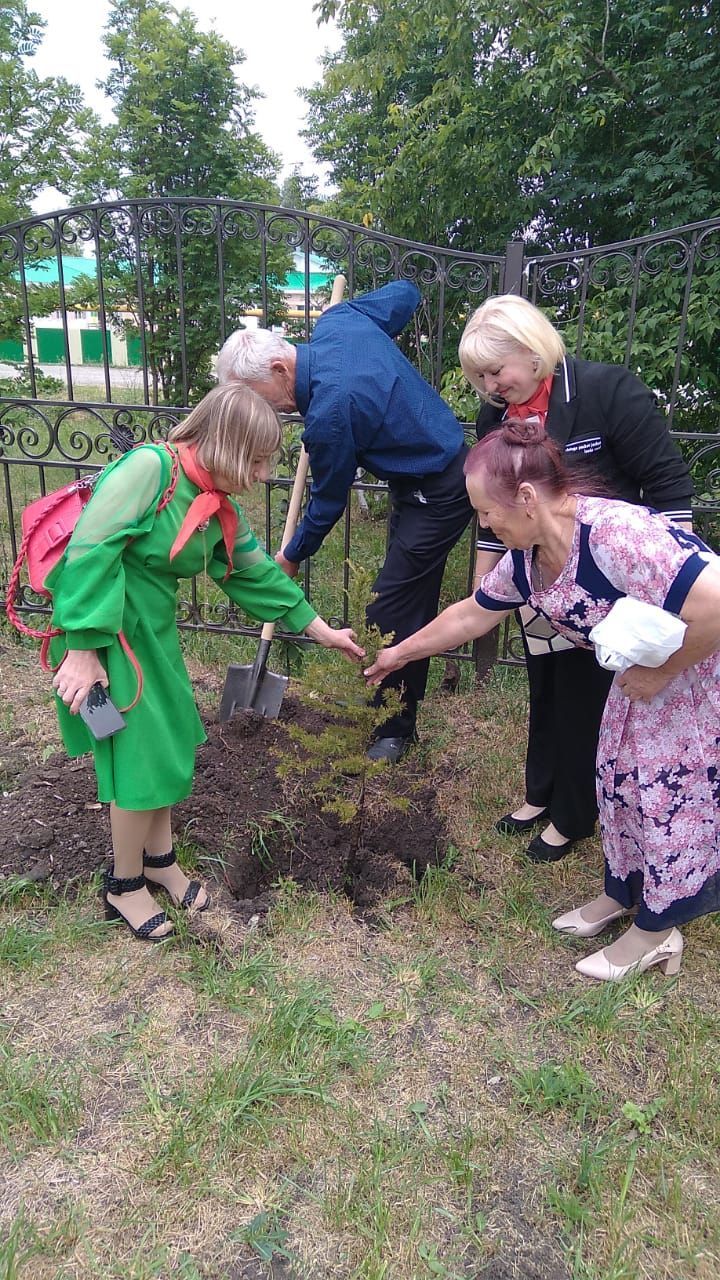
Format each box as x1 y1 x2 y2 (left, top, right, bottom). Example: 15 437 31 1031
216 279 473 762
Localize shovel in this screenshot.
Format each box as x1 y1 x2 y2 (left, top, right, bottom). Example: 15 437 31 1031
219 274 347 721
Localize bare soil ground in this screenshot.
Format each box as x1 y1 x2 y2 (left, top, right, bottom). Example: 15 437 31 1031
0 694 445 917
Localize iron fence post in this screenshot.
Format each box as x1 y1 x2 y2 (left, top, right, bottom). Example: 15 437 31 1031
471 239 523 684
473 630 499 685
502 239 526 295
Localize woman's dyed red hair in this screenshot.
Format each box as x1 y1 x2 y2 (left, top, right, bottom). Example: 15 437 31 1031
464 419 605 504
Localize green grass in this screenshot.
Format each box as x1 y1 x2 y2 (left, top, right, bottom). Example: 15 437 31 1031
0 1202 86 1280
0 1031 84 1157
1 645 719 1279
138 984 368 1187
246 810 300 869
232 1208 298 1268
513 1059 604 1123
180 939 280 1012
0 877 112 973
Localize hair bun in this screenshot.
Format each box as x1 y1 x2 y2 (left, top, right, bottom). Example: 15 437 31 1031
501 418 546 447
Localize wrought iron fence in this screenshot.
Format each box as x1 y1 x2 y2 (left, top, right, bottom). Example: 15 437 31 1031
1 200 719 673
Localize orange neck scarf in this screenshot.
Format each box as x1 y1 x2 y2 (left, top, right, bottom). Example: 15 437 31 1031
170 443 237 579
506 374 554 425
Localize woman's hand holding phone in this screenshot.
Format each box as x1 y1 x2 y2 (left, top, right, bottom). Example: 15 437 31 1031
52 650 108 715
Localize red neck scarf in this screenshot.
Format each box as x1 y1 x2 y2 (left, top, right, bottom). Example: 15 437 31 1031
170 443 238 579
505 374 554 425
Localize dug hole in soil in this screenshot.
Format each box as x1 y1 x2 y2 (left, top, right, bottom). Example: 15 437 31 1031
0 695 446 918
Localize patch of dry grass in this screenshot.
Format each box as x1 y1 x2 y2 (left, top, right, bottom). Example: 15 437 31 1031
1 639 719 1279
0 630 59 751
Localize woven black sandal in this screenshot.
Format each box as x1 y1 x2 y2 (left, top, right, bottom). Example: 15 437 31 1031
143 849 209 912
103 869 173 942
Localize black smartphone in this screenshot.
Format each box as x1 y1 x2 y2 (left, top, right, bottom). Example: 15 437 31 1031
78 683 126 740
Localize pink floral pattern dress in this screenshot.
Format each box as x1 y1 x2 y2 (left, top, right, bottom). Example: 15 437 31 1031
477 496 720 930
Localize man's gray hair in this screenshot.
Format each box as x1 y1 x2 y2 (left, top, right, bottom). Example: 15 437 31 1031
216 327 294 384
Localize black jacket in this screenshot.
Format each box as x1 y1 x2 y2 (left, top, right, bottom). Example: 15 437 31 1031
474 355 694 554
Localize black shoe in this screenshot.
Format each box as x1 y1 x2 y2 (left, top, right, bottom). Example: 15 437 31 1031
525 832 575 863
366 735 414 764
143 849 209 912
495 807 549 836
103 869 174 942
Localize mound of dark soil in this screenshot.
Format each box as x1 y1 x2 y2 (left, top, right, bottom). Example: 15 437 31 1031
0 696 446 915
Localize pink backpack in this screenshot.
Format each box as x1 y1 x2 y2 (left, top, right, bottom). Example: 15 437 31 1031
4 444 178 710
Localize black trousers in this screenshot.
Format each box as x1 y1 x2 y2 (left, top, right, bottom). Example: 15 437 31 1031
522 639 615 840
366 445 474 738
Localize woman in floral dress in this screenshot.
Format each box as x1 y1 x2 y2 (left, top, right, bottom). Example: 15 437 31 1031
366 420 720 981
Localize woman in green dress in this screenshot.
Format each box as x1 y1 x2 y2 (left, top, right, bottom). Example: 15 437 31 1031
49 383 363 942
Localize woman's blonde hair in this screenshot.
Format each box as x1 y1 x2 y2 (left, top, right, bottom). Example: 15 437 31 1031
459 295 566 401
168 383 281 491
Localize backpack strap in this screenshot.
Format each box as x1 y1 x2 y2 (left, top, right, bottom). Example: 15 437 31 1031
157 440 180 513
117 632 144 712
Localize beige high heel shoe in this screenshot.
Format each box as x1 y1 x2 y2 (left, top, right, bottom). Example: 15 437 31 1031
552 903 632 939
574 928 683 982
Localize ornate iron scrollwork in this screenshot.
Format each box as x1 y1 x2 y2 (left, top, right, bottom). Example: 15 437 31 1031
1 199 718 661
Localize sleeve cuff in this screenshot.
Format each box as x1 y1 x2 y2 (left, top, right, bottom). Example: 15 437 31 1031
474 587 515 611
663 553 710 615
61 629 114 650
283 533 307 564
283 599 317 633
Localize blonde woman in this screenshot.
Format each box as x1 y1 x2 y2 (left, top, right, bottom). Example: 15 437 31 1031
458 296 693 863
49 384 363 942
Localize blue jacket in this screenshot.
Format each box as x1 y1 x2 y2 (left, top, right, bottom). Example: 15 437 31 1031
284 280 464 563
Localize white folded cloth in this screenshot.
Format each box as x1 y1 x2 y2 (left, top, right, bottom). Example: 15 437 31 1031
589 596 687 673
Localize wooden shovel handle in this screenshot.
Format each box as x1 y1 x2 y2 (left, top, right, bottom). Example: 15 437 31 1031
260 273 347 644
328 272 348 307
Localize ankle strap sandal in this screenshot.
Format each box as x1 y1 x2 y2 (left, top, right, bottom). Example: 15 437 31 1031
142 850 175 870
103 868 172 943
105 870 146 895
143 849 209 912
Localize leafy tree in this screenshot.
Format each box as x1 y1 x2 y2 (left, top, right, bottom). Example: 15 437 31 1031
304 0 515 250
0 1 97 228
279 167 323 212
305 0 719 410
306 0 719 249
482 0 719 246
0 2 99 351
71 0 292 404
94 0 278 204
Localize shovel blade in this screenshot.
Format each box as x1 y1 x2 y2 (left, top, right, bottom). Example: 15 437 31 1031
219 662 288 722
